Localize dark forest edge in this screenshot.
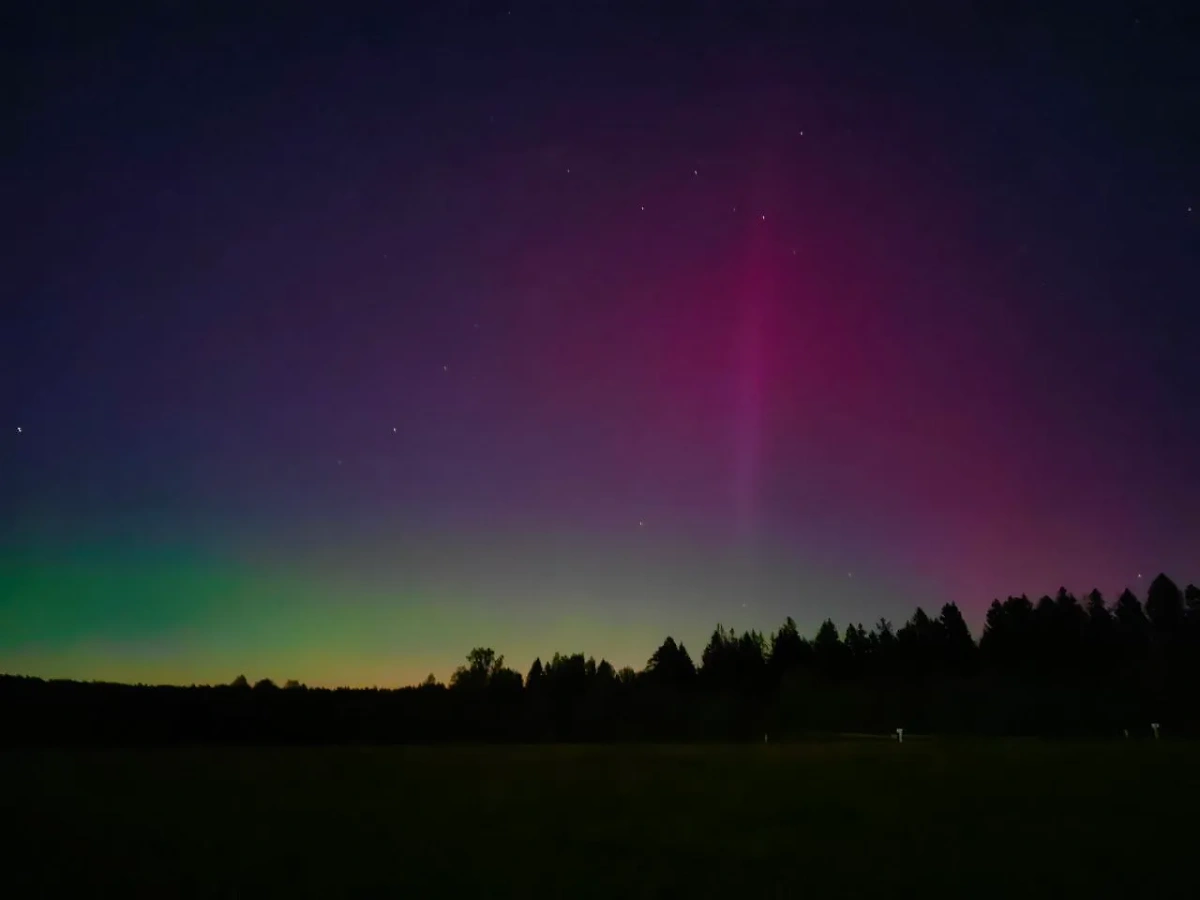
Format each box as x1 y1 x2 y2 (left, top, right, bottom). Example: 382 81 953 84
4 575 1199 745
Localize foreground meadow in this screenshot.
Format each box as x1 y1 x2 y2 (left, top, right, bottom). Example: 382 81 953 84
6 740 1198 898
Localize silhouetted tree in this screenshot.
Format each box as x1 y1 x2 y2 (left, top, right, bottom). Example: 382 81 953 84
1146 574 1185 635
525 658 545 691
812 619 844 678
1083 589 1115 673
1114 589 1150 667
489 667 524 698
451 648 507 691
1032 594 1059 672
1186 585 1200 644
897 608 939 676
980 595 1035 672
1186 584 1200 616
6 571 1200 745
701 624 735 690
839 623 868 678
869 618 897 674
1052 588 1087 668
701 626 767 694
645 637 696 689
768 616 811 681
937 603 977 675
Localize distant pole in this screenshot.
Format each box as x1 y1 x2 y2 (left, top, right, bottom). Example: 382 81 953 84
1151 722 1160 740
896 727 904 744
1123 728 1129 739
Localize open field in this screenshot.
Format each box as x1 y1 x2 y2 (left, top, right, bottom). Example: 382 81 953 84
7 740 1199 898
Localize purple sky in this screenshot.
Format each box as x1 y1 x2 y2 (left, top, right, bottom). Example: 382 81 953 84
3 3 1198 686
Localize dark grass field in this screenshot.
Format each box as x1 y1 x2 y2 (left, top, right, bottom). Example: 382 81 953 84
7 739 1199 898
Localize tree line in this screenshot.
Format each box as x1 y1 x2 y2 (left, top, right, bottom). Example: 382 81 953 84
3 573 1198 745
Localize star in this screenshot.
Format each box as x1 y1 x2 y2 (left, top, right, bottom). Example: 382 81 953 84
1137 573 1143 579
566 167 571 173
693 169 698 176
640 205 645 211
392 427 397 433
761 214 766 220
443 365 448 372
15 426 21 433
638 520 645 527
337 459 343 466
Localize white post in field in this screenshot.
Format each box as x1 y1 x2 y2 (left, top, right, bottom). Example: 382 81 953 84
1151 722 1160 740
896 727 904 744
1123 728 1129 739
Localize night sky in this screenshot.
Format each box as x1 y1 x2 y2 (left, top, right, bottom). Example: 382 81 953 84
4 3 1198 687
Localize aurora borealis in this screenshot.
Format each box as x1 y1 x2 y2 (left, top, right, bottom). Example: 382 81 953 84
4 4 1198 687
